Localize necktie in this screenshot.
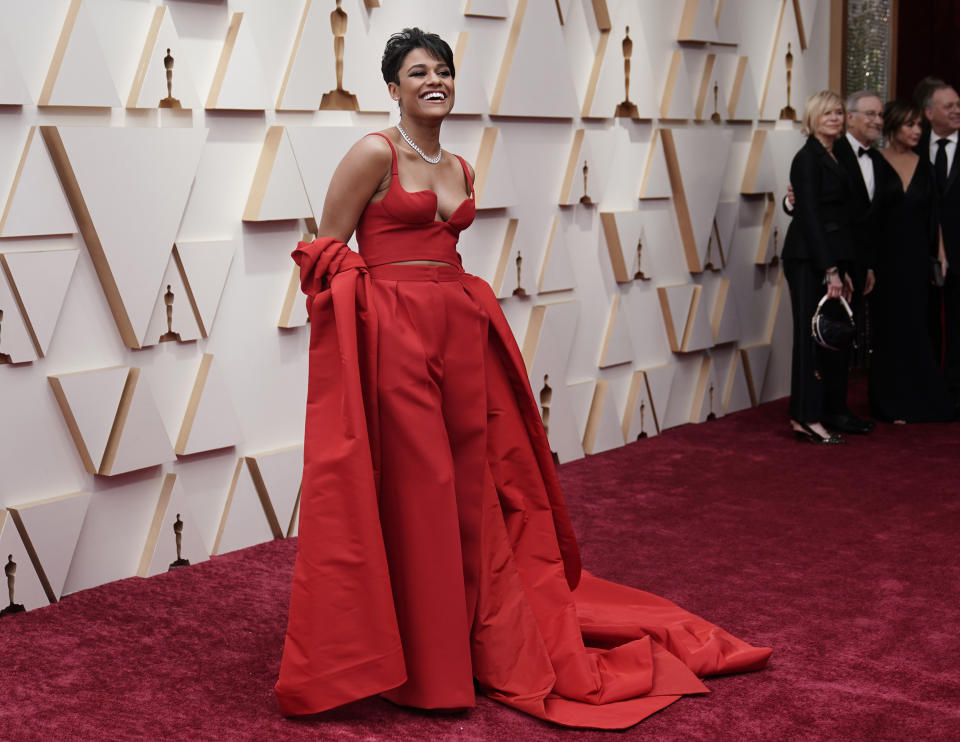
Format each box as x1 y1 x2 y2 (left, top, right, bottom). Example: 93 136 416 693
858 146 870 158
935 138 949 192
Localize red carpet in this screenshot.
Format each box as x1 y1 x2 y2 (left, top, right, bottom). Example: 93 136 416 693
2 389 959 741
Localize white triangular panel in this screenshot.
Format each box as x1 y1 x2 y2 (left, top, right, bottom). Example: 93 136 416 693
602 128 648 211
522 300 582 462
473 127 518 210
244 127 311 222
38 0 119 108
0 513 48 611
0 267 39 363
660 50 696 120
690 354 721 422
450 32 489 115
600 211 645 283
726 55 760 121
279 264 309 329
0 127 76 237
144 252 202 347
584 16 657 119
639 130 672 200
276 0 326 111
490 0 578 118
668 128 733 272
537 216 576 294
714 200 738 262
0 246 79 356
47 366 129 473
742 343 772 406
127 6 201 110
464 0 509 17
106 370 176 476
288 126 375 222
759 0 814 121
657 284 696 352
47 126 208 348
8 492 90 601
205 12 269 110
581 380 624 454
622 370 657 441
0 28 30 105
723 350 754 414
683 287 714 352
677 0 718 43
644 362 674 433
176 354 241 456
598 294 634 368
713 279 742 345
559 128 618 206
175 240 235 337
213 458 276 555
741 129 778 195
138 474 209 577
250 446 303 538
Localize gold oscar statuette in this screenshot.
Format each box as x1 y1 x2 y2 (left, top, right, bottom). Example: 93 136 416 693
633 237 649 281
159 48 182 109
779 43 796 121
159 285 183 343
169 513 191 570
579 160 593 206
706 383 717 421
711 80 721 124
0 309 11 364
637 399 648 439
769 226 780 267
1 555 25 617
615 26 639 119
704 233 716 272
512 248 528 297
320 0 360 111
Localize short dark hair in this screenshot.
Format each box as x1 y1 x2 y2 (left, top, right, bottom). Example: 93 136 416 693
914 76 949 110
882 99 923 140
381 28 455 84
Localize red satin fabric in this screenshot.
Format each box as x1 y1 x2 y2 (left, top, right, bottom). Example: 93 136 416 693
276 235 771 729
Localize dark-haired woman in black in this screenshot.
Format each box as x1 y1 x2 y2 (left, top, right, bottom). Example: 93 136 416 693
869 100 953 422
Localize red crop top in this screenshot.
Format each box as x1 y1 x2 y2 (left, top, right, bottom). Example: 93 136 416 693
355 132 476 268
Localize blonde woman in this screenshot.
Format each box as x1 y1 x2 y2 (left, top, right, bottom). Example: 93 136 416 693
782 90 854 443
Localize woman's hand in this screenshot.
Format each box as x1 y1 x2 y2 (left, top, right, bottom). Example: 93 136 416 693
825 268 843 299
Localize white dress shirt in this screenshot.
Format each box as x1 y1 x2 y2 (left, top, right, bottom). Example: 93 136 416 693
929 129 958 175
846 132 875 200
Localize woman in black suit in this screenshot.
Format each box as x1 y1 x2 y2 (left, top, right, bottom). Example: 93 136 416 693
782 90 853 443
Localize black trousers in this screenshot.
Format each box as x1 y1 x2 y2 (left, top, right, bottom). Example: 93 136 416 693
784 259 851 422
930 271 960 405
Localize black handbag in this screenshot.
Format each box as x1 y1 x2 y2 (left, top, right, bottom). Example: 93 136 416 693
811 294 856 351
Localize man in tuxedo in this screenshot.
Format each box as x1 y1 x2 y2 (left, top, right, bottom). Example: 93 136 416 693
921 81 960 409
783 90 886 433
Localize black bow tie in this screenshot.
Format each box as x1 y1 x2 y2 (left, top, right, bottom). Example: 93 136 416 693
858 147 870 158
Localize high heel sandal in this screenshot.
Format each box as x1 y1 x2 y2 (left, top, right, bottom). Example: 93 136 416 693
793 421 845 445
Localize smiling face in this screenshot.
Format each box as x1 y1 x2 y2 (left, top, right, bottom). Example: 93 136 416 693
387 47 454 119
846 95 883 146
815 104 845 142
926 87 960 136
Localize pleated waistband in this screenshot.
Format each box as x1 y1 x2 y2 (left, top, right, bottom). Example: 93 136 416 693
367 263 465 282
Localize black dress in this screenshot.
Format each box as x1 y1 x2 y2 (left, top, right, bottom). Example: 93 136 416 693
868 155 953 422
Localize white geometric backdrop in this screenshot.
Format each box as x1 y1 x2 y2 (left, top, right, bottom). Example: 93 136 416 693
0 0 829 608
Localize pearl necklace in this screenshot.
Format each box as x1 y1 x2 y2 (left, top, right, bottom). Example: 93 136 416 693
396 123 441 164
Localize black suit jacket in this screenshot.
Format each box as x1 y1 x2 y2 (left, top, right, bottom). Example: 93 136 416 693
833 135 887 280
782 136 855 271
919 130 960 265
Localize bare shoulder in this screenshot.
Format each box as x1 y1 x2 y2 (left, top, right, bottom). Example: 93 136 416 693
447 150 476 182
342 132 393 171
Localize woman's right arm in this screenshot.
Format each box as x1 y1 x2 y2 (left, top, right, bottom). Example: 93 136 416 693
314 135 393 244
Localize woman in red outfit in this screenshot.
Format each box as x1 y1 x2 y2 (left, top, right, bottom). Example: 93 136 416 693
276 28 771 729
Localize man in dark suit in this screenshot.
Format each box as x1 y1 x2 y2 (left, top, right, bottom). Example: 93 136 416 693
920 81 960 410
